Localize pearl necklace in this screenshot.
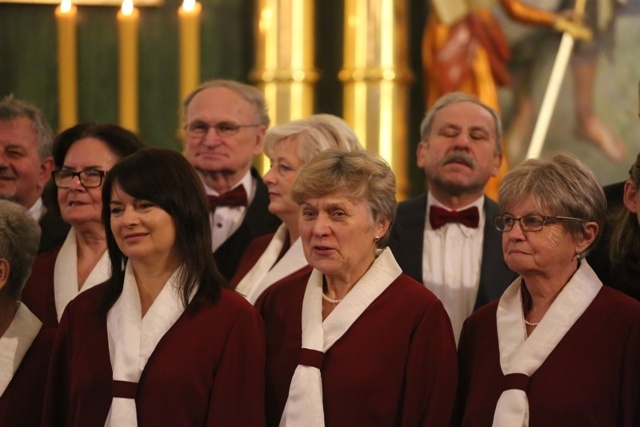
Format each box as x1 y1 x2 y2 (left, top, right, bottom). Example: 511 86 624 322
524 319 540 327
322 293 342 304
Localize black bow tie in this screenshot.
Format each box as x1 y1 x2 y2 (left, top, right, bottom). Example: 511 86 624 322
207 186 248 212
429 205 479 229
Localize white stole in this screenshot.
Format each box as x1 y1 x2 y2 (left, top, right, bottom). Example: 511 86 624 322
0 303 42 396
105 263 186 427
492 260 602 427
54 229 110 321
279 248 402 427
236 224 308 305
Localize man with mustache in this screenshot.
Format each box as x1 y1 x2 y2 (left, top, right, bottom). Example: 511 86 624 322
389 92 517 343
0 96 69 254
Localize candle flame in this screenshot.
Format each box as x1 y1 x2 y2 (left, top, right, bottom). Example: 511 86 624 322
182 0 195 12
121 0 134 15
60 0 72 13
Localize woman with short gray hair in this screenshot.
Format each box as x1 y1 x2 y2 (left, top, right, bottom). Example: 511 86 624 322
455 153 640 426
258 149 457 426
0 200 55 426
231 114 362 304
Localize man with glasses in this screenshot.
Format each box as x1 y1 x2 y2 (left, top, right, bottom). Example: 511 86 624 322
389 92 517 343
0 95 69 254
182 80 280 280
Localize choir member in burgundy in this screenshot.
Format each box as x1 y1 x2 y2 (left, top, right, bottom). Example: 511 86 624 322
22 123 144 327
257 149 458 426
455 154 640 426
230 114 363 303
43 148 265 426
0 200 55 426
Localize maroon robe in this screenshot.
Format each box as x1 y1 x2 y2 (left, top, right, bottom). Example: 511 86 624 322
257 270 458 427
21 247 60 327
229 232 277 288
455 286 640 426
0 325 55 427
43 284 266 427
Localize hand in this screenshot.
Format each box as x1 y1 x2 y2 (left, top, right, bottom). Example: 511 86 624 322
553 16 592 41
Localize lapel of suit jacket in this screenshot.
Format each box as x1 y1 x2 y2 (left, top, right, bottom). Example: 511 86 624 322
477 197 511 308
391 193 428 283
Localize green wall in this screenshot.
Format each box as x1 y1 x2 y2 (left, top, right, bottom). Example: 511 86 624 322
0 0 428 195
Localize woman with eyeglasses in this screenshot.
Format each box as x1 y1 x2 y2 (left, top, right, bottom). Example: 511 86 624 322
454 153 640 426
43 148 265 426
22 123 144 327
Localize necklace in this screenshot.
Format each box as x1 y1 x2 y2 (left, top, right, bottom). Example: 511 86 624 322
322 293 342 304
524 319 540 327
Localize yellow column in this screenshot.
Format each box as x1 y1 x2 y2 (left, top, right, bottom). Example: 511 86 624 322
178 0 201 107
340 0 412 200
117 0 139 133
55 0 78 131
252 0 319 174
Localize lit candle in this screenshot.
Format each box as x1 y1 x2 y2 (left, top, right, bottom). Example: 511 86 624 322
178 0 201 103
55 0 78 131
117 0 139 132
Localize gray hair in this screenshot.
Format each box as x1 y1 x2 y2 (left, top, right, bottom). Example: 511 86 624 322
498 153 606 255
0 200 41 300
0 95 54 160
181 79 270 127
263 114 363 163
419 92 502 155
291 148 396 248
609 151 640 264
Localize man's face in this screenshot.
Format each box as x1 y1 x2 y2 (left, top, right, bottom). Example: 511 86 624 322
183 86 265 178
0 117 53 208
417 101 502 196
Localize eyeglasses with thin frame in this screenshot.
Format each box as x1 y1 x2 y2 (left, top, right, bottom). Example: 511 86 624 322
184 121 262 138
52 169 107 189
493 214 586 232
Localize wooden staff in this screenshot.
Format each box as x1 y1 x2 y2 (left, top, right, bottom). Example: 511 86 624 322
526 0 589 159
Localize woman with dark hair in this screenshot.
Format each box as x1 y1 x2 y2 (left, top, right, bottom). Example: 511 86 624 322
607 151 640 300
43 148 265 426
22 122 144 327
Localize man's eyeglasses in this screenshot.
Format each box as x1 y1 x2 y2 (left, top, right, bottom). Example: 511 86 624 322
494 215 586 232
184 121 262 138
52 169 107 189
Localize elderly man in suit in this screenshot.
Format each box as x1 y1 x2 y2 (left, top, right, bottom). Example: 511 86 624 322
389 92 517 343
182 80 280 280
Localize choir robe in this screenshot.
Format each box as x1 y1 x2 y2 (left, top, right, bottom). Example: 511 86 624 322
455 286 640 427
23 230 110 328
43 284 266 427
257 270 458 427
0 316 55 426
230 232 281 287
21 246 60 327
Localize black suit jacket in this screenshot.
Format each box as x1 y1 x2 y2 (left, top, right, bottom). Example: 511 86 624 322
38 208 70 255
388 194 517 310
586 180 625 285
213 168 281 281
